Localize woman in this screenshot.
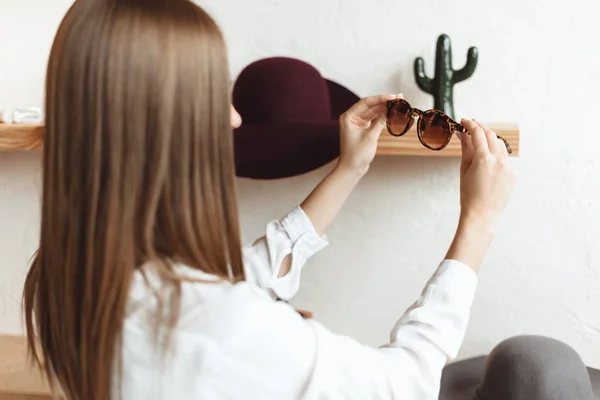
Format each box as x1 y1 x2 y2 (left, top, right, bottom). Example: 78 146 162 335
22 0 515 399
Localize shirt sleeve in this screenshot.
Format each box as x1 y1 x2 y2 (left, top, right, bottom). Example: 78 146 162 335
242 206 329 301
304 260 478 400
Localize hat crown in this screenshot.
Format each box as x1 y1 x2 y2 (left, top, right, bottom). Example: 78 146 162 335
478 336 596 400
233 57 332 124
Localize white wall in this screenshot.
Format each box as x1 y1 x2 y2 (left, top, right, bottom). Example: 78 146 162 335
1 0 599 367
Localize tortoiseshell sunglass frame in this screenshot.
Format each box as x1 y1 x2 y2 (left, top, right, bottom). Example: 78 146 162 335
386 99 512 154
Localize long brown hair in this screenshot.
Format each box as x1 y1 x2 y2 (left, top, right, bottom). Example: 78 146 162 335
23 1 244 399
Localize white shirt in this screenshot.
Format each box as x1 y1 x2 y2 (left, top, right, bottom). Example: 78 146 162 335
118 207 478 399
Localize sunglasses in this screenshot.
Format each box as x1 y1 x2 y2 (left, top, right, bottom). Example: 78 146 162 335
386 99 512 154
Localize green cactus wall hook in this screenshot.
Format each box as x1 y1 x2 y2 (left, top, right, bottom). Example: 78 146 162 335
414 34 478 120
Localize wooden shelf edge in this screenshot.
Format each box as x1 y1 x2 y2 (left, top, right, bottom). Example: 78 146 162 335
1 123 520 156
0 124 44 151
377 123 520 157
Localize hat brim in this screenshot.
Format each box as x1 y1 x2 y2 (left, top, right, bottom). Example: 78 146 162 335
439 356 600 400
234 121 340 180
325 79 361 119
233 78 359 180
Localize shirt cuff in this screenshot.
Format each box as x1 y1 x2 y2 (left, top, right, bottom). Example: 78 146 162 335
429 259 479 302
280 206 329 259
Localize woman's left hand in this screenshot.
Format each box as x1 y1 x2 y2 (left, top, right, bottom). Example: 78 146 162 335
298 94 400 240
337 94 401 176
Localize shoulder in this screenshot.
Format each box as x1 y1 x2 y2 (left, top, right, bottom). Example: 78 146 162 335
122 268 317 397
126 265 315 338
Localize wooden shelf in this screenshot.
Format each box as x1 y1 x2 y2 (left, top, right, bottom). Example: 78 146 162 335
378 123 519 156
0 123 520 156
0 124 43 151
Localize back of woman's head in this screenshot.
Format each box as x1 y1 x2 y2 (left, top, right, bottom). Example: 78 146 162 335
23 1 244 398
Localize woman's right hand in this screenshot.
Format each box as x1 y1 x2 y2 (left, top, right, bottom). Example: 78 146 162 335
458 119 517 229
445 119 517 271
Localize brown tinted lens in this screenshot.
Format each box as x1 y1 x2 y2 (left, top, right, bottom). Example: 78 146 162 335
386 100 412 135
419 111 451 149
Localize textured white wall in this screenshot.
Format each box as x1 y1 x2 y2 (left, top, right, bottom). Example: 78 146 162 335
1 0 599 367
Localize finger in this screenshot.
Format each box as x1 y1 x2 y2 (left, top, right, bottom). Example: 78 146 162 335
459 131 474 174
360 103 387 123
364 93 404 124
345 94 396 119
473 119 500 154
498 137 509 160
367 108 389 140
349 94 404 122
461 119 489 155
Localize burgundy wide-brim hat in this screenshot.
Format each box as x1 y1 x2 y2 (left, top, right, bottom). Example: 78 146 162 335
439 336 600 400
233 57 359 179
